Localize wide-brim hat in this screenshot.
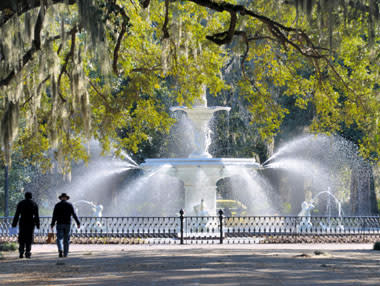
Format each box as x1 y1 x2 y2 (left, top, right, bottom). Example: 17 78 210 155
58 193 70 200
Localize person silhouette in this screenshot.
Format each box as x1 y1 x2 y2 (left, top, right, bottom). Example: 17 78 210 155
51 193 80 258
12 192 40 258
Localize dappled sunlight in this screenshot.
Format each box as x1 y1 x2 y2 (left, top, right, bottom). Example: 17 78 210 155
0 246 380 285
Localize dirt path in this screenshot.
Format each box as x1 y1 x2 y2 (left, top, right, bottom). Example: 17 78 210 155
1 244 379 285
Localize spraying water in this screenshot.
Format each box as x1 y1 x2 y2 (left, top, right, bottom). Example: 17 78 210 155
264 134 373 216
223 166 276 215
117 164 184 216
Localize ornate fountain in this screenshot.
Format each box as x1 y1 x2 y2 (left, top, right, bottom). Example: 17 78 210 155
141 92 261 215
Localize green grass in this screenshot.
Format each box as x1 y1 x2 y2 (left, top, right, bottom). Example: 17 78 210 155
0 242 17 251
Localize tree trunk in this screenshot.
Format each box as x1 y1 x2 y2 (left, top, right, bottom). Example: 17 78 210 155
350 160 379 216
4 165 9 217
287 173 305 215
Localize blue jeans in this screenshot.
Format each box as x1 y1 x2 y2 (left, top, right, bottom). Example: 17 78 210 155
56 224 71 256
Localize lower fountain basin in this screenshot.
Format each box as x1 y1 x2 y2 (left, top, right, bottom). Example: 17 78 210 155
141 158 261 169
141 157 261 180
141 158 262 215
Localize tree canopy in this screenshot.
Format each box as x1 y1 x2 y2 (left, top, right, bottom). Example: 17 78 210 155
0 0 379 175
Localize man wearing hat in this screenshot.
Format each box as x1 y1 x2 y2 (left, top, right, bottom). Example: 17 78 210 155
51 193 80 258
12 192 40 258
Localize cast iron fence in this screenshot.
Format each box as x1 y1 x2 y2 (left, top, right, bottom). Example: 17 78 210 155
1 211 380 244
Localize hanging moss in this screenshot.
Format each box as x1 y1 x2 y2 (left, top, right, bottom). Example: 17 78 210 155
23 11 33 42
77 0 105 47
0 100 19 166
81 91 91 139
0 1 107 174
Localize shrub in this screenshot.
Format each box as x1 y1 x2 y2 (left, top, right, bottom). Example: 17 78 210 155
374 242 380 251
0 242 17 251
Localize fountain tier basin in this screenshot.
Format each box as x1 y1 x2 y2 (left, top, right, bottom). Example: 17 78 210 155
170 106 231 158
141 158 261 215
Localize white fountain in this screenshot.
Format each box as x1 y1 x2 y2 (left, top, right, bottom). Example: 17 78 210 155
141 91 261 215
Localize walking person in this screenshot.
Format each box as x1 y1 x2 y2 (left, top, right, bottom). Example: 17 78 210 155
51 193 80 258
11 192 40 258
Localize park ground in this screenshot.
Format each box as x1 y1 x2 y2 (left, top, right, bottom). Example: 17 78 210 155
0 243 379 285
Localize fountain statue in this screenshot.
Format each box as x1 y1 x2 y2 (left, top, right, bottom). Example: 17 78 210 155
298 201 315 217
73 200 104 231
73 200 103 217
193 199 209 216
297 201 315 232
141 90 261 215
298 187 344 232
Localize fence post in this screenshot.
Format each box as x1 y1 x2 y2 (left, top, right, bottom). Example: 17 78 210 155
219 209 224 244
179 209 184 245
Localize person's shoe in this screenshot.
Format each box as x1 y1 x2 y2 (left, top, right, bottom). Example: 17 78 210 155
63 253 68 258
59 251 63 258
19 253 24 259
25 253 31 259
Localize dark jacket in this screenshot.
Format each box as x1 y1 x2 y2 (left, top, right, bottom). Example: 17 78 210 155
12 199 40 229
51 200 80 227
